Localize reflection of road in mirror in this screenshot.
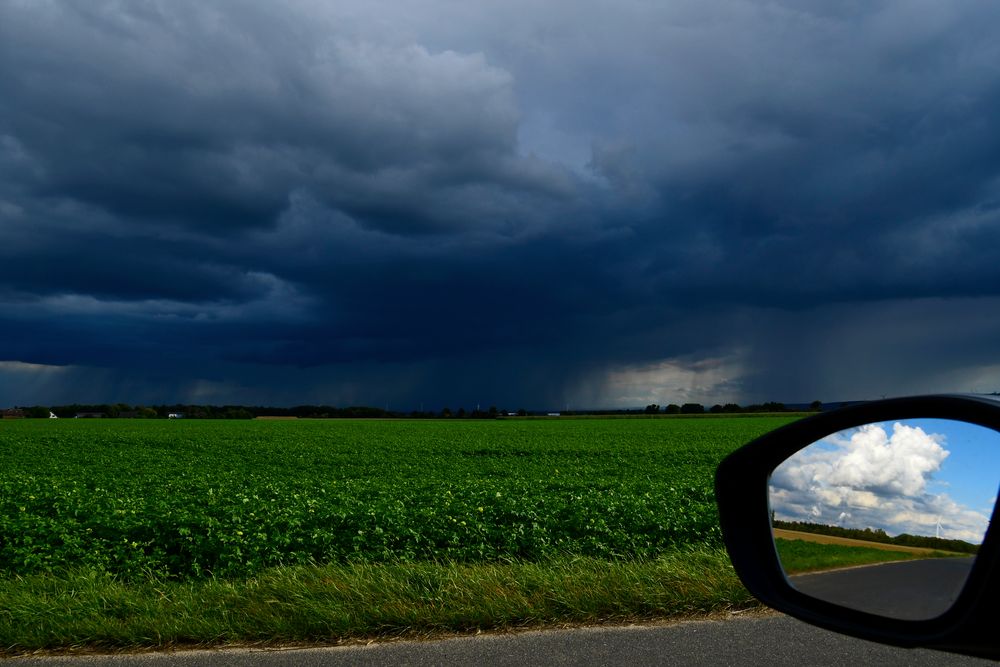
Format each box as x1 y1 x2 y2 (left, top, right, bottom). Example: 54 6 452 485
790 557 974 621
768 418 998 619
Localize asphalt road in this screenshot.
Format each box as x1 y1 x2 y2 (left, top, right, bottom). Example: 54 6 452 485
790 557 975 620
8 614 994 666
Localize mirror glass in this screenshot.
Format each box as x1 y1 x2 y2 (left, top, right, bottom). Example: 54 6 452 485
768 418 999 620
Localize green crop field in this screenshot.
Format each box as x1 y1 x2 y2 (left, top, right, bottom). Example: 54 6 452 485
0 416 798 652
0 417 795 580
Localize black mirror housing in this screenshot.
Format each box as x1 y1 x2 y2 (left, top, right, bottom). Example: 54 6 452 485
715 394 1000 659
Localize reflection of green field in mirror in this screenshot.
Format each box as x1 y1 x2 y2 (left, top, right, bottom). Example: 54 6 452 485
772 521 979 554
774 538 954 575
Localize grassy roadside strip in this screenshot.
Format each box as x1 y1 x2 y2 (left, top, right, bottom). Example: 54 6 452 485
775 538 956 575
0 546 759 655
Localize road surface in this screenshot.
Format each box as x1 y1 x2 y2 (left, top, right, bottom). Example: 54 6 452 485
791 557 975 620
8 614 994 666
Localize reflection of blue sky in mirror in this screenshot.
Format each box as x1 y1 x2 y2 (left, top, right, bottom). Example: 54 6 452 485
908 419 1000 515
768 419 1000 544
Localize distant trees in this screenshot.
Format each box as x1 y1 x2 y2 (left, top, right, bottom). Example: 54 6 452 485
220 407 254 420
658 401 795 415
10 399 809 420
20 403 260 419
774 520 977 555
743 402 786 412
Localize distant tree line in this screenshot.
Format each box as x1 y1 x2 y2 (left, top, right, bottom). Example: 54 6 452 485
642 401 821 415
774 519 978 555
5 400 822 420
4 403 523 420
14 404 256 419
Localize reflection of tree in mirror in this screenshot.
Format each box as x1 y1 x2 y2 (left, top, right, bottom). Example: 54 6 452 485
769 420 997 546
772 520 978 554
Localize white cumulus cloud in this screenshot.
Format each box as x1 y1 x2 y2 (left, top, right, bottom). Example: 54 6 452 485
770 421 992 544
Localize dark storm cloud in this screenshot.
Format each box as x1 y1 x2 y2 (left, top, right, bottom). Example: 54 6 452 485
0 1 566 236
3 0 1000 408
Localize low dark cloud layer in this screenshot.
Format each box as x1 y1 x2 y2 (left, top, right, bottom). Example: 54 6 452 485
3 0 1000 408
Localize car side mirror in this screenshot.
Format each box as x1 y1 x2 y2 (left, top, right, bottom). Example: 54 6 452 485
716 395 1000 659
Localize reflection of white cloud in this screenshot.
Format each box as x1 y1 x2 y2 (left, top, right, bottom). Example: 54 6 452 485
770 422 991 544
827 423 947 496
851 490 881 509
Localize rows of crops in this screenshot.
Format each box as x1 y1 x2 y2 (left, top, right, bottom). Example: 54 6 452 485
0 417 794 580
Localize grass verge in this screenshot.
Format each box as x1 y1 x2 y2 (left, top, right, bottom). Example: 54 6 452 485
775 538 955 574
0 546 758 655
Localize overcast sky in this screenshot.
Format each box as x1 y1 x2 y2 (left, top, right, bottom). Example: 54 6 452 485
3 1 1000 409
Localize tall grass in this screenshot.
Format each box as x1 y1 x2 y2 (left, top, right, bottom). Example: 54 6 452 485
0 547 757 655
